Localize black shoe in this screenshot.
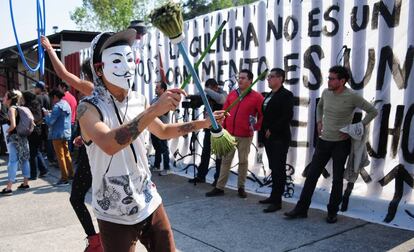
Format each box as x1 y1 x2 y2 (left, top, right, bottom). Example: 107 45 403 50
326 213 338 224
17 183 30 190
211 180 217 187
263 204 282 213
0 188 12 196
188 177 205 183
284 208 308 219
259 197 274 204
39 171 49 178
238 188 247 198
206 188 224 197
55 180 70 187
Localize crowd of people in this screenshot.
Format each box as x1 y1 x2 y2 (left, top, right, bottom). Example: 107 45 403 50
0 21 378 252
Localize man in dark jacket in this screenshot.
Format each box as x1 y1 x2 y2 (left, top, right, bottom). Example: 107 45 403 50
258 68 294 213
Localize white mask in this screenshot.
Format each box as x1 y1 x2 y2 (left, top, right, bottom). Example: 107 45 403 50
102 45 135 90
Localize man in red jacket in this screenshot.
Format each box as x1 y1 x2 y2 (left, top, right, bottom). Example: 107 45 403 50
206 69 264 198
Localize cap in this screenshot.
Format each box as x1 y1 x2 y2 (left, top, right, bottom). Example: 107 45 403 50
91 29 136 65
128 20 147 35
33 81 45 90
90 29 137 80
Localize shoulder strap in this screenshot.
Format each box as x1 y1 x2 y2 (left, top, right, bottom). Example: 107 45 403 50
110 96 138 164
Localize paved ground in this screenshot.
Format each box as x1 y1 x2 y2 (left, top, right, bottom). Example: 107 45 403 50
0 156 414 252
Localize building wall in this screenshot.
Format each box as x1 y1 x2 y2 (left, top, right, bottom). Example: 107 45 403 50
60 41 90 64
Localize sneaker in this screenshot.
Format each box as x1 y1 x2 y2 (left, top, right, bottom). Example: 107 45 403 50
205 188 224 197
39 171 49 178
238 188 247 198
0 188 12 196
188 177 205 183
17 183 30 190
159 170 172 176
55 180 70 187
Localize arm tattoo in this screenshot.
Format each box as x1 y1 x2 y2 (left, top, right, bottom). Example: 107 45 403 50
76 103 88 120
178 122 196 134
114 116 142 145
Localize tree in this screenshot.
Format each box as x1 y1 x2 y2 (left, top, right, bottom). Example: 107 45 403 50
184 0 258 20
70 0 142 31
70 0 259 31
182 0 210 20
209 0 235 12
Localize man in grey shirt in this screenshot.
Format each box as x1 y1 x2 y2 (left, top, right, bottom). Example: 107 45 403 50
285 65 378 223
150 82 171 175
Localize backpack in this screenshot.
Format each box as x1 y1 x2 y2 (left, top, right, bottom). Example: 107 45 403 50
15 106 35 136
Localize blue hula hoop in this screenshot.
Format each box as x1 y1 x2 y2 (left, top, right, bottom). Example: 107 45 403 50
9 0 46 75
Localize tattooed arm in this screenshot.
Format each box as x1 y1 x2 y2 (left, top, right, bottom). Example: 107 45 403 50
77 101 160 155
148 118 210 140
147 109 227 139
78 88 188 155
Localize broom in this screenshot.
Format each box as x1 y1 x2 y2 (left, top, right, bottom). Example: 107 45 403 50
150 2 236 156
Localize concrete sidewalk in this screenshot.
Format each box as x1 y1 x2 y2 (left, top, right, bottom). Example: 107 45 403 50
0 156 413 252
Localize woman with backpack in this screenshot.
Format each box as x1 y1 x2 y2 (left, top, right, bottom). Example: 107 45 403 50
0 90 30 195
22 91 49 180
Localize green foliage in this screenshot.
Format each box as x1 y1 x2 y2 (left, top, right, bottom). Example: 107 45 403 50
182 0 210 20
70 0 141 31
70 0 259 31
184 0 258 19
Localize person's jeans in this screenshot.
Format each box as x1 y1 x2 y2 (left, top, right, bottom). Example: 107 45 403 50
52 139 74 181
7 141 30 182
216 136 252 190
296 138 351 214
264 139 289 205
28 132 48 178
197 129 221 180
151 134 170 170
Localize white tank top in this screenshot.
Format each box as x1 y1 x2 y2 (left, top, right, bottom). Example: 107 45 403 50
82 87 161 225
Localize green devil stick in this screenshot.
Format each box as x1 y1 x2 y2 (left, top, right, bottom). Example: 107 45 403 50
180 20 227 90
224 70 269 113
150 1 236 156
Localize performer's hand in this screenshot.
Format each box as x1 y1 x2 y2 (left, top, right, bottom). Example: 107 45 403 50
153 88 186 116
213 110 228 125
205 110 228 128
40 36 53 51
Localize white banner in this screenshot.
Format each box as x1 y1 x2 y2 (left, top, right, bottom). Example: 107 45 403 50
137 0 414 230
